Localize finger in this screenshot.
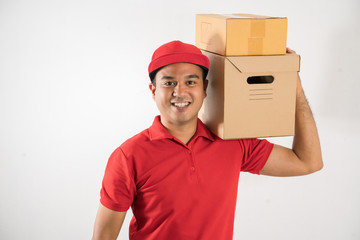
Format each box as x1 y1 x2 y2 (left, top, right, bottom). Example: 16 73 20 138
286 48 296 54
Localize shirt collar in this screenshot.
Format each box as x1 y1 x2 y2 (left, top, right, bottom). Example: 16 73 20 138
148 115 216 142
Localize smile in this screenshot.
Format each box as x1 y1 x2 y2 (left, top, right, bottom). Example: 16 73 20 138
171 102 191 107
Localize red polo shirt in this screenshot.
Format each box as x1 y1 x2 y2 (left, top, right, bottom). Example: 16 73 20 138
101 116 273 240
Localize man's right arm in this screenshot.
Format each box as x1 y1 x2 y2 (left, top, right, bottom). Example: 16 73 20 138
92 203 127 240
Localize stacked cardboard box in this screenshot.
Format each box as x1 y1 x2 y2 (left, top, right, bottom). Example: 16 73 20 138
195 14 300 139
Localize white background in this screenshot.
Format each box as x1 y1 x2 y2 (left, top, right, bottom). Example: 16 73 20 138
1 0 359 239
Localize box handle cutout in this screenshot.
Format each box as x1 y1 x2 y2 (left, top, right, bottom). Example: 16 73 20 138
247 76 274 84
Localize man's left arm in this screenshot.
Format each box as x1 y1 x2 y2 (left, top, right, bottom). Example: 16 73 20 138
260 50 323 176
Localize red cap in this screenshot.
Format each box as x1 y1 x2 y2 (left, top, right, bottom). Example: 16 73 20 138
148 40 210 80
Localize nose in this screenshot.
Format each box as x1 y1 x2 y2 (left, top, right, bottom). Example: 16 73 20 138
172 82 186 97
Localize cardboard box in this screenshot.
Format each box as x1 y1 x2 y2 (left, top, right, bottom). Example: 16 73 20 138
196 14 288 56
199 50 300 139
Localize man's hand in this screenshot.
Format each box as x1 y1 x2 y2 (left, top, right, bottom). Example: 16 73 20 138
286 47 296 54
260 48 323 176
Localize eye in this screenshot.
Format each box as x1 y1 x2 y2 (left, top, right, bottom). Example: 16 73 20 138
163 81 176 87
186 80 196 86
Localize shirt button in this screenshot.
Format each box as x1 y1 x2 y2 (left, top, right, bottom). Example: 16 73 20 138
187 150 191 154
190 167 195 171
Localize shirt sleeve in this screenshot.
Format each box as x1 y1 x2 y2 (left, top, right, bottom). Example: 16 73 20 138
100 147 136 212
239 138 274 174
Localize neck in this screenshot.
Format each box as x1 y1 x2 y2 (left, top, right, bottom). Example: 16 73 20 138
160 118 198 145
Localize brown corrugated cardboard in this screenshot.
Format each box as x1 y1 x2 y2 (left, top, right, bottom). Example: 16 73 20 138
199 50 300 139
196 14 287 56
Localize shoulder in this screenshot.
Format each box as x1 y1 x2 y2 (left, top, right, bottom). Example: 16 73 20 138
197 119 264 148
119 128 151 153
106 128 151 167
210 135 272 152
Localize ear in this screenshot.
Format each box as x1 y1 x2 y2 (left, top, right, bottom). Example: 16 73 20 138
203 79 209 97
149 83 156 100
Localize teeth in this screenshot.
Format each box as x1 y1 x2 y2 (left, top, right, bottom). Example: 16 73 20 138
173 102 190 107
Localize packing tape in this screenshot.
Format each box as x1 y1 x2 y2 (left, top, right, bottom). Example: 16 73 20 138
248 20 265 55
248 38 263 55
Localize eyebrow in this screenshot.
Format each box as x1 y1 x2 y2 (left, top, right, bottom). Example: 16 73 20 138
186 74 200 79
160 76 175 81
159 74 200 81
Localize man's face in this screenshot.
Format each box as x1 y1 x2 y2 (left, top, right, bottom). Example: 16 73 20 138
149 63 208 127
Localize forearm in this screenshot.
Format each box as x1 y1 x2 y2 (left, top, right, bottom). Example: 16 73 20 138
292 75 323 173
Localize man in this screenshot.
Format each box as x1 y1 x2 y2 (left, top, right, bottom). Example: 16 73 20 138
92 41 323 240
